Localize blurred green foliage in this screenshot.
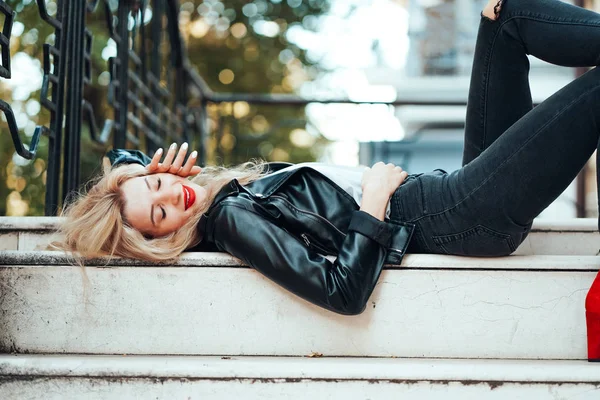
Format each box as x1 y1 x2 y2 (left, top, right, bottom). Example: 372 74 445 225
0 0 331 216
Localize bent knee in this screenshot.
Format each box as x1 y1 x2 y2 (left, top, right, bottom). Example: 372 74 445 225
482 0 503 21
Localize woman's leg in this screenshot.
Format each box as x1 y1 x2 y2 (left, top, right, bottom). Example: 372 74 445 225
412 0 600 255
404 62 600 255
454 66 600 229
463 0 600 166
393 0 600 255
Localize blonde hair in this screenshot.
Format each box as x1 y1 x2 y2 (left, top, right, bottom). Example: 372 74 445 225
53 160 266 262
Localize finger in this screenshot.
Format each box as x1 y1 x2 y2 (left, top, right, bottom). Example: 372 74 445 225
189 165 202 175
159 143 178 171
170 142 188 172
179 150 197 176
147 148 163 171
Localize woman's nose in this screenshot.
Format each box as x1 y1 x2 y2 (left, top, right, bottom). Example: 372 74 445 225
155 183 180 206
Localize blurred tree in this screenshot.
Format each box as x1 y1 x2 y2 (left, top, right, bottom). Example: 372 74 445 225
0 0 331 216
181 0 331 164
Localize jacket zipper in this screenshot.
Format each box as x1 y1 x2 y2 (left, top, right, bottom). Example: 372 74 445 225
300 233 311 246
270 195 347 238
300 233 332 254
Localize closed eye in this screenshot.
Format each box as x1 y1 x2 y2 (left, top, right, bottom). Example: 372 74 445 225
154 178 165 222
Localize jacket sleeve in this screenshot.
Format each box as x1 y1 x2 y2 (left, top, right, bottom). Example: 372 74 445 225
210 203 409 315
106 149 152 168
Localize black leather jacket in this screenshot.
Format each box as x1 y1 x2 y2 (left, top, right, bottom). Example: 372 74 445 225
107 149 415 315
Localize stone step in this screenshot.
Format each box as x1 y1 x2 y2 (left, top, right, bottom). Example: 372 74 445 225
0 251 596 359
1 217 598 255
0 355 599 399
0 217 58 251
513 218 599 256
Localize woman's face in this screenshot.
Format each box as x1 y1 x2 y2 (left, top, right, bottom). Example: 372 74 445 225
120 172 206 237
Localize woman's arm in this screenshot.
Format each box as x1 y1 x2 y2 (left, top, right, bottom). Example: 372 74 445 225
209 161 410 315
360 187 392 221
361 162 409 221
210 202 412 316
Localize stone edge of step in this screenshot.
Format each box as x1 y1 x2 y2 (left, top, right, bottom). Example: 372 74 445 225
0 355 599 383
1 217 598 232
0 217 61 231
1 250 599 270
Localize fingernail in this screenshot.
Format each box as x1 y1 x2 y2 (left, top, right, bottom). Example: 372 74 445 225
182 142 188 149
191 151 197 158
156 148 163 155
170 143 176 150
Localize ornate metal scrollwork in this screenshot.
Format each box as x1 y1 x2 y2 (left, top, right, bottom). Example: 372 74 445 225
3 0 205 214
81 26 113 144
87 0 100 13
0 1 14 78
40 44 60 116
35 0 62 29
0 1 46 161
107 0 188 152
0 100 43 159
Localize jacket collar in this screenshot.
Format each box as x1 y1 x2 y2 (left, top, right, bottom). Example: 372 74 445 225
197 165 350 238
244 166 309 198
197 180 240 239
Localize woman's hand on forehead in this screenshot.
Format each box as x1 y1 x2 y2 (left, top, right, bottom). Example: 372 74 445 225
146 143 202 178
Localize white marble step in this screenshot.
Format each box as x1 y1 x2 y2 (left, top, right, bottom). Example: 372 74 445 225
1 217 598 255
0 355 599 399
0 251 596 359
0 217 58 251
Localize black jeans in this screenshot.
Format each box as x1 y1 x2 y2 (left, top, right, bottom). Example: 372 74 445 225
391 0 600 256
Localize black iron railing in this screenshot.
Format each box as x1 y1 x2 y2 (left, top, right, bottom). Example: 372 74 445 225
1 0 209 215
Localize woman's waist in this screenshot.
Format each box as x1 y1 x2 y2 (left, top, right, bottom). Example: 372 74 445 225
390 169 450 223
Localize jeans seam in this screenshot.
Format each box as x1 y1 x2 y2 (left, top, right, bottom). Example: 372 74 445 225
479 28 494 154
503 12 600 26
391 187 432 252
433 224 517 251
411 82 600 223
480 15 504 154
414 221 432 253
499 14 600 62
418 177 427 214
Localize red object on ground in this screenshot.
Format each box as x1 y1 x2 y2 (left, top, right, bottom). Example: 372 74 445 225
586 271 600 362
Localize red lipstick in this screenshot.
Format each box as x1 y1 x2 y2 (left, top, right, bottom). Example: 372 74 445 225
182 185 196 210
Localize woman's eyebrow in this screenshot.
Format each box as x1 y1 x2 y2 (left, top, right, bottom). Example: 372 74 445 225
144 177 156 227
